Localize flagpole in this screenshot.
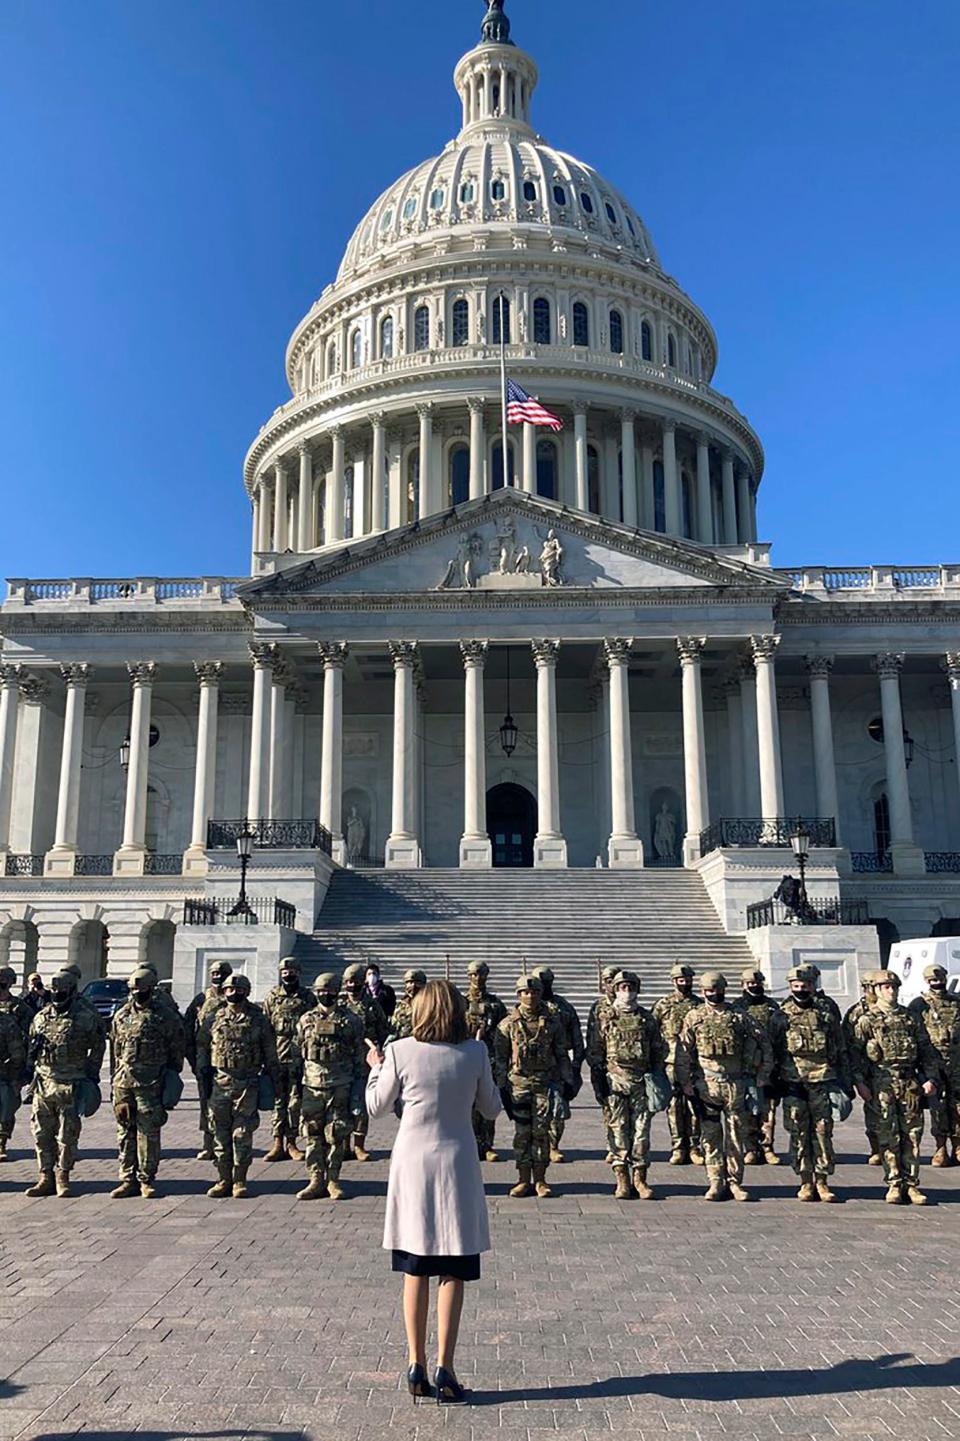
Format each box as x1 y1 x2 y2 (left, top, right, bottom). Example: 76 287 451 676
499 290 509 487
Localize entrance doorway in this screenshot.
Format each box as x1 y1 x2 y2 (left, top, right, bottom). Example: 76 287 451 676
487 783 537 868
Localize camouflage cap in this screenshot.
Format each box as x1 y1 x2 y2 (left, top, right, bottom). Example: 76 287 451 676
467 960 489 976
403 968 427 985
127 966 157 991
924 964 948 981
313 971 341 993
700 970 727 990
786 965 814 984
740 968 765 986
223 972 251 995
671 964 695 980
516 974 543 993
531 965 554 982
342 963 366 983
50 971 77 995
0 965 16 986
614 969 640 990
279 955 301 973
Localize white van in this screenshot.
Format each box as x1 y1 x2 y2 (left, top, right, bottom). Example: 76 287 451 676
887 939 960 1006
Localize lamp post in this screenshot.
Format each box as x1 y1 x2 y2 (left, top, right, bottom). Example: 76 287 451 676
227 819 257 923
119 734 131 771
499 646 518 757
790 817 811 911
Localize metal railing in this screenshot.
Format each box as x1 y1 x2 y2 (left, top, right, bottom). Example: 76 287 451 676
183 897 297 928
3 854 44 877
924 852 960 873
74 854 114 876
699 817 836 855
645 855 684 869
747 896 870 929
207 819 332 855
143 854 183 876
345 852 385 869
851 851 893 873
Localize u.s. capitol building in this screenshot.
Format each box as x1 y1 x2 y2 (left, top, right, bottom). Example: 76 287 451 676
1 2 957 1002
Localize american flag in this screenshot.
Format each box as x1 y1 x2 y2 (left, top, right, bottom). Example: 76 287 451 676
505 379 564 431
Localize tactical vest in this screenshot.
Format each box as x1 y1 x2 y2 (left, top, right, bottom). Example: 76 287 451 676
301 1009 357 1088
113 1004 170 1078
865 1007 919 1069
509 1012 554 1078
915 995 960 1054
655 995 697 1041
784 1004 828 1061
35 1004 95 1082
604 1010 652 1072
210 1007 263 1076
693 1007 744 1072
265 988 314 1062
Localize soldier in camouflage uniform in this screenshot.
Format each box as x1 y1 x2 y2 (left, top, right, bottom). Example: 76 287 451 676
588 970 666 1199
530 965 584 1162
0 1007 26 1166
801 962 843 1027
677 970 771 1202
775 965 852 1202
734 968 783 1166
26 970 106 1197
296 972 366 1200
109 967 185 1198
465 961 507 1161
853 971 939 1204
586 964 620 1162
909 963 960 1166
653 963 703 1166
0 965 31 1161
493 974 574 1198
262 956 316 1162
386 969 427 1045
196 972 280 1199
184 960 232 1160
340 962 388 1161
843 968 884 1164
138 960 182 1017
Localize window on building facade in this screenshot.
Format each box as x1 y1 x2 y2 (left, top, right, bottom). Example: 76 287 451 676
653 459 666 532
344 465 355 540
492 294 511 344
414 305 430 352
327 341 337 376
403 196 418 220
450 445 470 506
553 184 567 206
667 333 677 368
491 178 506 201
533 297 552 344
523 180 537 202
451 298 470 347
406 452 419 523
350 330 362 369
380 315 394 359
572 301 590 347
641 320 653 361
609 309 624 355
492 439 515 490
605 201 617 225
580 192 594 214
536 439 558 500
587 445 600 514
380 208 394 232
681 473 694 539
459 180 475 204
430 188 445 210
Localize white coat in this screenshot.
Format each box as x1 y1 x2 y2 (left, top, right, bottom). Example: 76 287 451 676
366 1036 501 1257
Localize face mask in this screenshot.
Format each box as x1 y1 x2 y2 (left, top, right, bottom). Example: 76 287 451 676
317 992 336 1009
930 980 947 993
281 975 299 993
53 991 73 1011
745 986 764 999
675 981 692 997
614 990 637 1011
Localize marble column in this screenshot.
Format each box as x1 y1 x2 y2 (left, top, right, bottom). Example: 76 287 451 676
297 445 314 551
522 422 536 495
736 466 753 544
532 639 567 867
273 460 289 552
723 680 744 817
251 491 261 569
44 665 90 876
873 652 924 874
385 642 421 867
114 662 157 875
268 664 288 821
573 405 588 512
184 662 222 874
620 411 638 527
943 653 960 824
605 639 643 867
246 643 278 821
678 638 709 863
319 643 348 865
328 427 345 543
751 635 784 826
696 435 713 544
257 480 273 553
0 665 22 855
640 441 655 530
663 421 681 535
721 452 737 544
459 642 492 867
738 659 762 816
417 404 433 519
805 655 841 844
468 400 486 499
370 413 387 532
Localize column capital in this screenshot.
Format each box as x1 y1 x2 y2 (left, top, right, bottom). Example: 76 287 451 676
296 441 311 459
249 641 281 672
942 652 960 684
662 417 677 435
750 634 780 665
0 664 22 688
369 409 386 429
318 641 349 670
416 402 435 421
603 638 633 667
274 458 287 478
194 662 224 686
572 400 588 418
466 397 485 415
329 423 344 441
127 662 157 687
389 641 419 668
804 654 834 679
676 636 706 666
258 472 274 492
531 638 560 668
19 675 49 704
873 651 905 679
59 663 91 687
460 640 489 668
696 431 713 451
619 406 638 425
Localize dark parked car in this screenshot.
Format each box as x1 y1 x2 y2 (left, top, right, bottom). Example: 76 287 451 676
81 978 128 1021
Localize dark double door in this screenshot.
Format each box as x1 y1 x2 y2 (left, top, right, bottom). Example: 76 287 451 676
486 783 537 868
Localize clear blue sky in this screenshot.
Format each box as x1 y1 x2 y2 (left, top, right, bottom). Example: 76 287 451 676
1 1 958 581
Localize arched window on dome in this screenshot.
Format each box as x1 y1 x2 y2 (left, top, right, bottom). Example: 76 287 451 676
580 192 595 215
684 344 693 377
326 341 338 377
406 451 419 524
344 464 355 540
523 179 537 203
609 309 624 356
536 439 558 500
380 315 394 360
653 459 666 532
491 439 516 490
449 444 470 506
491 178 506 202
641 320 653 362
430 188 445 211
533 297 552 345
459 180 475 205
492 294 511 345
553 183 568 207
350 330 362 370
667 333 677 368
414 305 430 352
604 200 618 226
587 445 600 514
451 298 470 348
681 471 694 539
572 301 590 348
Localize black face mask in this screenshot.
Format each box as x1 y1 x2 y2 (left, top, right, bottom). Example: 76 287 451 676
675 982 692 997
317 992 337 1008
53 991 74 1011
745 985 764 1000
281 975 299 993
791 990 813 1007
930 980 947 993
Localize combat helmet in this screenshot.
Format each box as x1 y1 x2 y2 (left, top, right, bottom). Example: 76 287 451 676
600 964 620 982
531 965 554 982
313 971 341 995
740 967 765 986
0 966 16 987
60 963 83 982
700 970 727 992
223 972 251 996
876 970 900 989
127 966 157 993
403 968 427 986
786 965 814 985
924 963 948 982
670 963 695 980
50 970 77 996
342 963 366 984
515 973 543 994
614 969 640 990
279 955 301 973
467 960 489 977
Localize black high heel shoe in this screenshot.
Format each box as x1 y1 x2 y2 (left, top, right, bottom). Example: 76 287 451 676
434 1366 467 1405
406 1364 434 1402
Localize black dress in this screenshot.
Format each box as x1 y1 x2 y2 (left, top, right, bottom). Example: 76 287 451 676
392 1249 481 1281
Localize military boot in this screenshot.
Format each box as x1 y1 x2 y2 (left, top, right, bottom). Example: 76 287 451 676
352 1134 371 1163
509 1167 534 1198
689 1146 705 1166
485 1149 499 1163
549 1148 565 1164
207 1165 233 1198
932 1144 949 1168
669 1147 688 1166
743 1151 760 1166
885 1183 904 1205
140 1181 157 1199
632 1169 654 1201
297 1172 326 1201
704 1177 726 1201
263 1137 286 1162
763 1148 781 1166
196 1145 214 1161
286 1140 305 1163
613 1167 632 1200
728 1180 750 1203
815 1177 838 1203
232 1166 250 1199
26 1170 56 1197
797 1175 817 1202
868 1151 882 1166
327 1179 346 1201
111 1179 140 1199
533 1165 553 1199
906 1185 928 1206
55 1170 72 1198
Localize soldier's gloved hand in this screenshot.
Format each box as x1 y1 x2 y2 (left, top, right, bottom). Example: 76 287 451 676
498 1086 515 1122
855 1082 872 1103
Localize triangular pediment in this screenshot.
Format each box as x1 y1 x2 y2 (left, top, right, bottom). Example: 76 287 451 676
238 490 787 604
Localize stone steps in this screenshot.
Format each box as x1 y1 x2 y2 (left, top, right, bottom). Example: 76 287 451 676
293 869 754 1015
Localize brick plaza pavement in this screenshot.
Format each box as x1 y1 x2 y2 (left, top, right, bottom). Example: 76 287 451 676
0 1079 958 1441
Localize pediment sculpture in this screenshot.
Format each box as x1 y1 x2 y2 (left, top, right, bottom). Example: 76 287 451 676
437 518 566 590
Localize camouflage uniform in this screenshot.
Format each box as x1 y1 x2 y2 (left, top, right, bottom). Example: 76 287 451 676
196 977 280 1197
0 1010 26 1161
296 974 365 1200
733 970 784 1164
676 972 771 1200
776 974 852 1200
585 965 620 1159
465 962 507 1161
493 975 574 1197
28 976 106 1195
0 968 32 1158
853 974 940 1203
587 970 666 1198
843 969 884 1163
652 966 703 1164
531 966 584 1162
184 964 231 1158
340 964 388 1159
110 970 185 1195
262 966 316 1158
909 967 960 1166
386 969 428 1045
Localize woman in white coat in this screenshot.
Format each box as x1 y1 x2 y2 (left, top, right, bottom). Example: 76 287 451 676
366 978 501 1404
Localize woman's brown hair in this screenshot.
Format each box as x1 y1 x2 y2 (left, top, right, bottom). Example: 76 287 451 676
411 979 469 1044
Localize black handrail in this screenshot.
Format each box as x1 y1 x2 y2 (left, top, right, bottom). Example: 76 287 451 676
207 819 332 855
746 896 870 929
182 897 297 928
700 817 836 855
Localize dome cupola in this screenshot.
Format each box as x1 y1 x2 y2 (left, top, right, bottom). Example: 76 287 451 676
455 1 538 138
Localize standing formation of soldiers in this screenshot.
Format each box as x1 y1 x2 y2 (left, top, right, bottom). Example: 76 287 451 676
0 954 956 1206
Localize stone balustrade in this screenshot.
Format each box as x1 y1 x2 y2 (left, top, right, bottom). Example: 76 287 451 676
779 565 960 595
6 577 244 607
